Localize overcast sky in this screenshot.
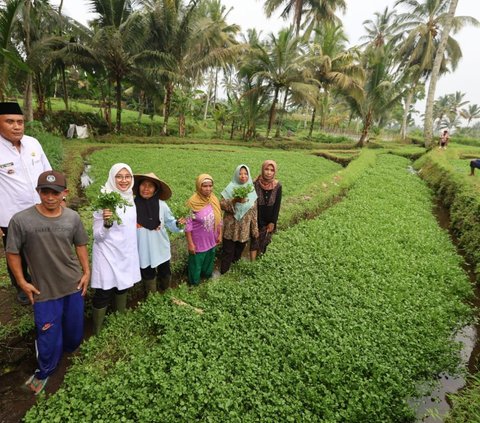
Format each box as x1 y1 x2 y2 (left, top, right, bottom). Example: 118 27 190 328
53 0 480 117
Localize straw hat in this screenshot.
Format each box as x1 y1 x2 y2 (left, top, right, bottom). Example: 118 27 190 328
133 173 172 201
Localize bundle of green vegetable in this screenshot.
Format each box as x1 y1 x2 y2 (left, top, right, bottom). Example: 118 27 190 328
91 191 131 225
232 184 254 199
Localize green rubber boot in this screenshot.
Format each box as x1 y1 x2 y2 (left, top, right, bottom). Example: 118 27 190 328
144 278 157 295
92 306 107 336
115 292 128 313
158 275 172 291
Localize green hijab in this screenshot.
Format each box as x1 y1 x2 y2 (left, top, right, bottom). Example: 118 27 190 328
221 164 258 220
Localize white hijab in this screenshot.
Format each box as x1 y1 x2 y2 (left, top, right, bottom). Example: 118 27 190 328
102 162 134 202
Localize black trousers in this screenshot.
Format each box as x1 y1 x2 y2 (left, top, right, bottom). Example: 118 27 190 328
220 238 247 274
140 260 171 280
92 287 128 309
1 226 31 292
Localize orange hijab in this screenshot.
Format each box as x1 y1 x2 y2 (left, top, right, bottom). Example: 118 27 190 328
186 174 222 229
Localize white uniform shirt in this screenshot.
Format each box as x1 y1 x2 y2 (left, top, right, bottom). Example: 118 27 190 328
91 204 141 290
0 134 51 227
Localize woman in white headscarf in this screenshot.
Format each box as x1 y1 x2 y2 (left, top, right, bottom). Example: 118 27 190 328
91 163 140 335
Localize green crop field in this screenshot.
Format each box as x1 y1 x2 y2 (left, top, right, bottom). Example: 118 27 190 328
84 145 343 216
25 151 474 422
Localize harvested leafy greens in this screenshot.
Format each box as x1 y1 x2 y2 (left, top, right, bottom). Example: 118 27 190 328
91 191 131 225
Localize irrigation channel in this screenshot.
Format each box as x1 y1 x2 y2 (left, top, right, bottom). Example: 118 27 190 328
413 199 480 421
1 158 479 422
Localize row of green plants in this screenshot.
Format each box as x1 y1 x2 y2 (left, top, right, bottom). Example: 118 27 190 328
26 153 474 421
413 146 480 421
414 147 480 274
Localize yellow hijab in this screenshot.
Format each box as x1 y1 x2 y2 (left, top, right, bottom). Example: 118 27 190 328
186 174 222 229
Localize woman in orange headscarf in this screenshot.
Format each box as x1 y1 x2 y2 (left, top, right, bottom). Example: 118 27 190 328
184 174 222 286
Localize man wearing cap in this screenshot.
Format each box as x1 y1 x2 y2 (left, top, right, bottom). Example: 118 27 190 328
6 170 90 395
0 101 51 304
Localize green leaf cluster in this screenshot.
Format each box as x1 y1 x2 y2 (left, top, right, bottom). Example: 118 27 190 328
232 184 254 199
90 191 131 225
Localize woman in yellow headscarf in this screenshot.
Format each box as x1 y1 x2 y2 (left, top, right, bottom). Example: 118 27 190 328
184 174 222 286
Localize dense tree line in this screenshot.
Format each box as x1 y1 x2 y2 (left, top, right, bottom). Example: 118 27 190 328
0 0 477 144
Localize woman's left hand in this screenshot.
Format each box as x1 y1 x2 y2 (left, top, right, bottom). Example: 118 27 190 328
266 223 275 233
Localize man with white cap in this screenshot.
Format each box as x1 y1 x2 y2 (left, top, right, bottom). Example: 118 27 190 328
0 101 51 304
6 170 90 395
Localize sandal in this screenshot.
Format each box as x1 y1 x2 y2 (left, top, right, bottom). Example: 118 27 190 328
24 374 48 395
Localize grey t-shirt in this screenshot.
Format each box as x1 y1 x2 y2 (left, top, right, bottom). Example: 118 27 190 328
6 206 88 302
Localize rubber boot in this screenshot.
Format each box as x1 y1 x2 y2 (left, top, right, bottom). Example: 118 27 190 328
158 275 172 291
114 292 128 313
143 278 157 295
92 307 107 336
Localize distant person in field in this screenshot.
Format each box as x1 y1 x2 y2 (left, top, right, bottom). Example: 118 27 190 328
6 171 90 395
133 172 184 294
470 159 480 176
220 164 259 274
91 163 140 335
184 174 222 286
250 160 282 260
0 101 52 305
439 129 449 149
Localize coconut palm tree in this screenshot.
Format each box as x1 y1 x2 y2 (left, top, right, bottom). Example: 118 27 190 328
394 0 477 141
263 0 346 36
139 0 241 136
395 0 478 146
346 41 403 147
1 0 71 119
195 0 239 120
223 29 270 140
0 0 30 101
305 22 363 137
460 104 480 127
360 6 401 48
249 27 311 138
84 0 147 132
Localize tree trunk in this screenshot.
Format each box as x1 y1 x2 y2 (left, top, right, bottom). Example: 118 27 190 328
423 0 458 147
179 113 186 137
308 106 316 138
61 64 69 110
230 119 235 140
23 1 33 122
275 88 289 138
23 74 33 122
357 110 372 148
213 68 218 107
266 86 279 138
294 0 304 36
400 88 414 141
203 69 213 120
34 73 46 117
115 75 122 132
137 91 145 122
320 91 329 129
162 82 173 136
